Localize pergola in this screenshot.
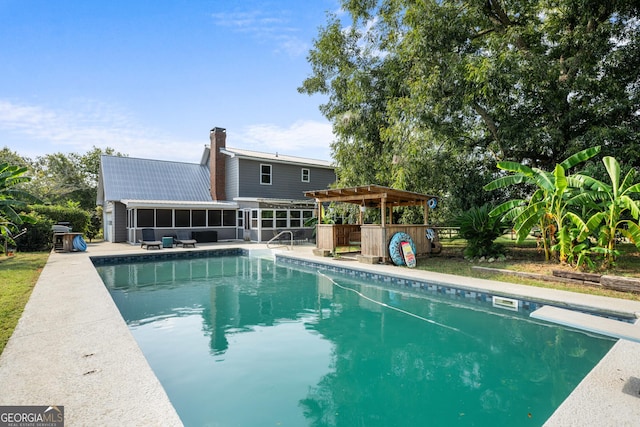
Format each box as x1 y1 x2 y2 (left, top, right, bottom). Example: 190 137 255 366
304 185 440 263
305 184 437 225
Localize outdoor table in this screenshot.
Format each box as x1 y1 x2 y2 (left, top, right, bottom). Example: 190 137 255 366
162 236 174 248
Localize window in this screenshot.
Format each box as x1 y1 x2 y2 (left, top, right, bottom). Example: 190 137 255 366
303 210 314 224
156 209 172 227
192 210 206 227
275 210 288 228
290 210 301 228
261 210 274 228
175 210 190 227
301 168 310 182
260 164 272 185
223 210 236 226
251 210 258 228
137 209 154 228
237 210 244 228
208 210 222 226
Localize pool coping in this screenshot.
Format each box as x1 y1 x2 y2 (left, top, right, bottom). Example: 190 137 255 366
1 241 639 426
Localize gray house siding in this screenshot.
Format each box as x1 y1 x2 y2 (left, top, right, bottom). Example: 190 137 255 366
225 157 240 199
114 202 128 243
237 158 335 199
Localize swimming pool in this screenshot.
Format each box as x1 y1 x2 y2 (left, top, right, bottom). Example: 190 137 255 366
96 254 615 426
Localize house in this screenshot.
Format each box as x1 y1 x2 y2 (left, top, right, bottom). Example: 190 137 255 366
97 127 336 244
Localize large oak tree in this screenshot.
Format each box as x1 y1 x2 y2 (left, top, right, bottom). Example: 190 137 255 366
300 0 640 216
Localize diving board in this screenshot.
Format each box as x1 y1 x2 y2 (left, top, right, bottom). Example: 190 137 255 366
531 306 640 343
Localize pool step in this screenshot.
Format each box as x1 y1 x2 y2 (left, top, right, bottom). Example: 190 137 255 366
531 306 640 343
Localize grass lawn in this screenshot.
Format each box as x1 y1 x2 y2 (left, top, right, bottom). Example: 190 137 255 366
418 238 640 301
0 252 50 355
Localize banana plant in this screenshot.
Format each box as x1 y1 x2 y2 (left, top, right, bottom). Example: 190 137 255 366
573 156 640 267
0 163 39 222
484 146 601 262
0 162 40 252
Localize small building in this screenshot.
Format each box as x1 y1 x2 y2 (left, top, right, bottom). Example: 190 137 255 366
97 127 336 244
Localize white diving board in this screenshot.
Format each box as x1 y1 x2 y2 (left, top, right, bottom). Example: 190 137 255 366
531 305 640 343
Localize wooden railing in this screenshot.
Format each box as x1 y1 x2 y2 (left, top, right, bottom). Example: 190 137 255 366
316 224 442 262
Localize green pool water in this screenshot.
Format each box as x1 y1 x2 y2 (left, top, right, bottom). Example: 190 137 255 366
97 255 614 427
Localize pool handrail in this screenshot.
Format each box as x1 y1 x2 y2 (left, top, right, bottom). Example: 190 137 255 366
267 230 293 250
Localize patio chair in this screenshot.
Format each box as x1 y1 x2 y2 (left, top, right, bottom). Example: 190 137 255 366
174 232 197 248
140 229 162 249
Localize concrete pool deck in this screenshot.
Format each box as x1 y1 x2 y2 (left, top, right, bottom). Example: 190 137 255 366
1 241 639 426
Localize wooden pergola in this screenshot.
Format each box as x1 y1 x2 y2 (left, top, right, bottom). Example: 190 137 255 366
304 185 440 263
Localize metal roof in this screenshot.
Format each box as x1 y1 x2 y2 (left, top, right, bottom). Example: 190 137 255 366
120 200 237 209
100 155 212 202
304 185 438 208
220 147 333 168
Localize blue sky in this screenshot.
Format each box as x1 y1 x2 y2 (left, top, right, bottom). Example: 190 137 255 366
0 0 338 163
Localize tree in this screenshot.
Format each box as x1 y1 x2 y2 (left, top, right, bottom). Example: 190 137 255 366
576 156 640 267
484 146 601 262
28 146 123 211
0 162 39 251
301 1 640 216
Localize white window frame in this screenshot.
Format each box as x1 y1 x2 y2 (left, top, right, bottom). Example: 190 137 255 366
301 168 310 182
260 163 272 185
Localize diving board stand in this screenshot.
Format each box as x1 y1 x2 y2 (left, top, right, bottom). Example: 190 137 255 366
531 306 640 343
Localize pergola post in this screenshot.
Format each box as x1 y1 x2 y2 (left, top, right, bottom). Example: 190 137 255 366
381 198 386 227
424 200 429 225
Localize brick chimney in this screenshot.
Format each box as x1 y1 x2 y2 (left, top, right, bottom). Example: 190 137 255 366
210 127 226 201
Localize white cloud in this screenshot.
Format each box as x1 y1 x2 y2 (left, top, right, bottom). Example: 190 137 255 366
232 120 334 161
210 9 309 57
0 99 203 162
0 99 334 163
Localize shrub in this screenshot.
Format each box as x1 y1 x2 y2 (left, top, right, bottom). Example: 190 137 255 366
456 204 506 259
14 214 53 252
29 204 90 233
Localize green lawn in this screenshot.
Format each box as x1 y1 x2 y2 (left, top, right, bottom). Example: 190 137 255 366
0 252 49 355
417 239 640 301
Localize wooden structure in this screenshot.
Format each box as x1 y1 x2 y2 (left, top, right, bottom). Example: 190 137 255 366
304 185 441 263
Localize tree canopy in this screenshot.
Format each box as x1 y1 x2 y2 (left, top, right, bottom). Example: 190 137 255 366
300 0 640 218
0 146 124 211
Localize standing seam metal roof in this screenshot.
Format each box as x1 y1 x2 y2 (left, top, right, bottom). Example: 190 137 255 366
100 155 212 202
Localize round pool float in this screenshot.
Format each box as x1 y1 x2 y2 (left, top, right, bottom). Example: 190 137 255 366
73 235 87 251
428 198 437 209
388 232 416 266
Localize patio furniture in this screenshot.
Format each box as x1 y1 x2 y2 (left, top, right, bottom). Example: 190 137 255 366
191 230 216 242
162 236 174 248
140 229 162 249
166 233 197 248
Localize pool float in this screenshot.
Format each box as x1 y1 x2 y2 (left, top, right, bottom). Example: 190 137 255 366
428 198 437 209
426 228 436 241
388 232 416 266
73 235 87 251
401 241 416 268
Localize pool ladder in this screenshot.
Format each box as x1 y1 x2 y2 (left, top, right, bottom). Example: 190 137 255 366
267 230 293 250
